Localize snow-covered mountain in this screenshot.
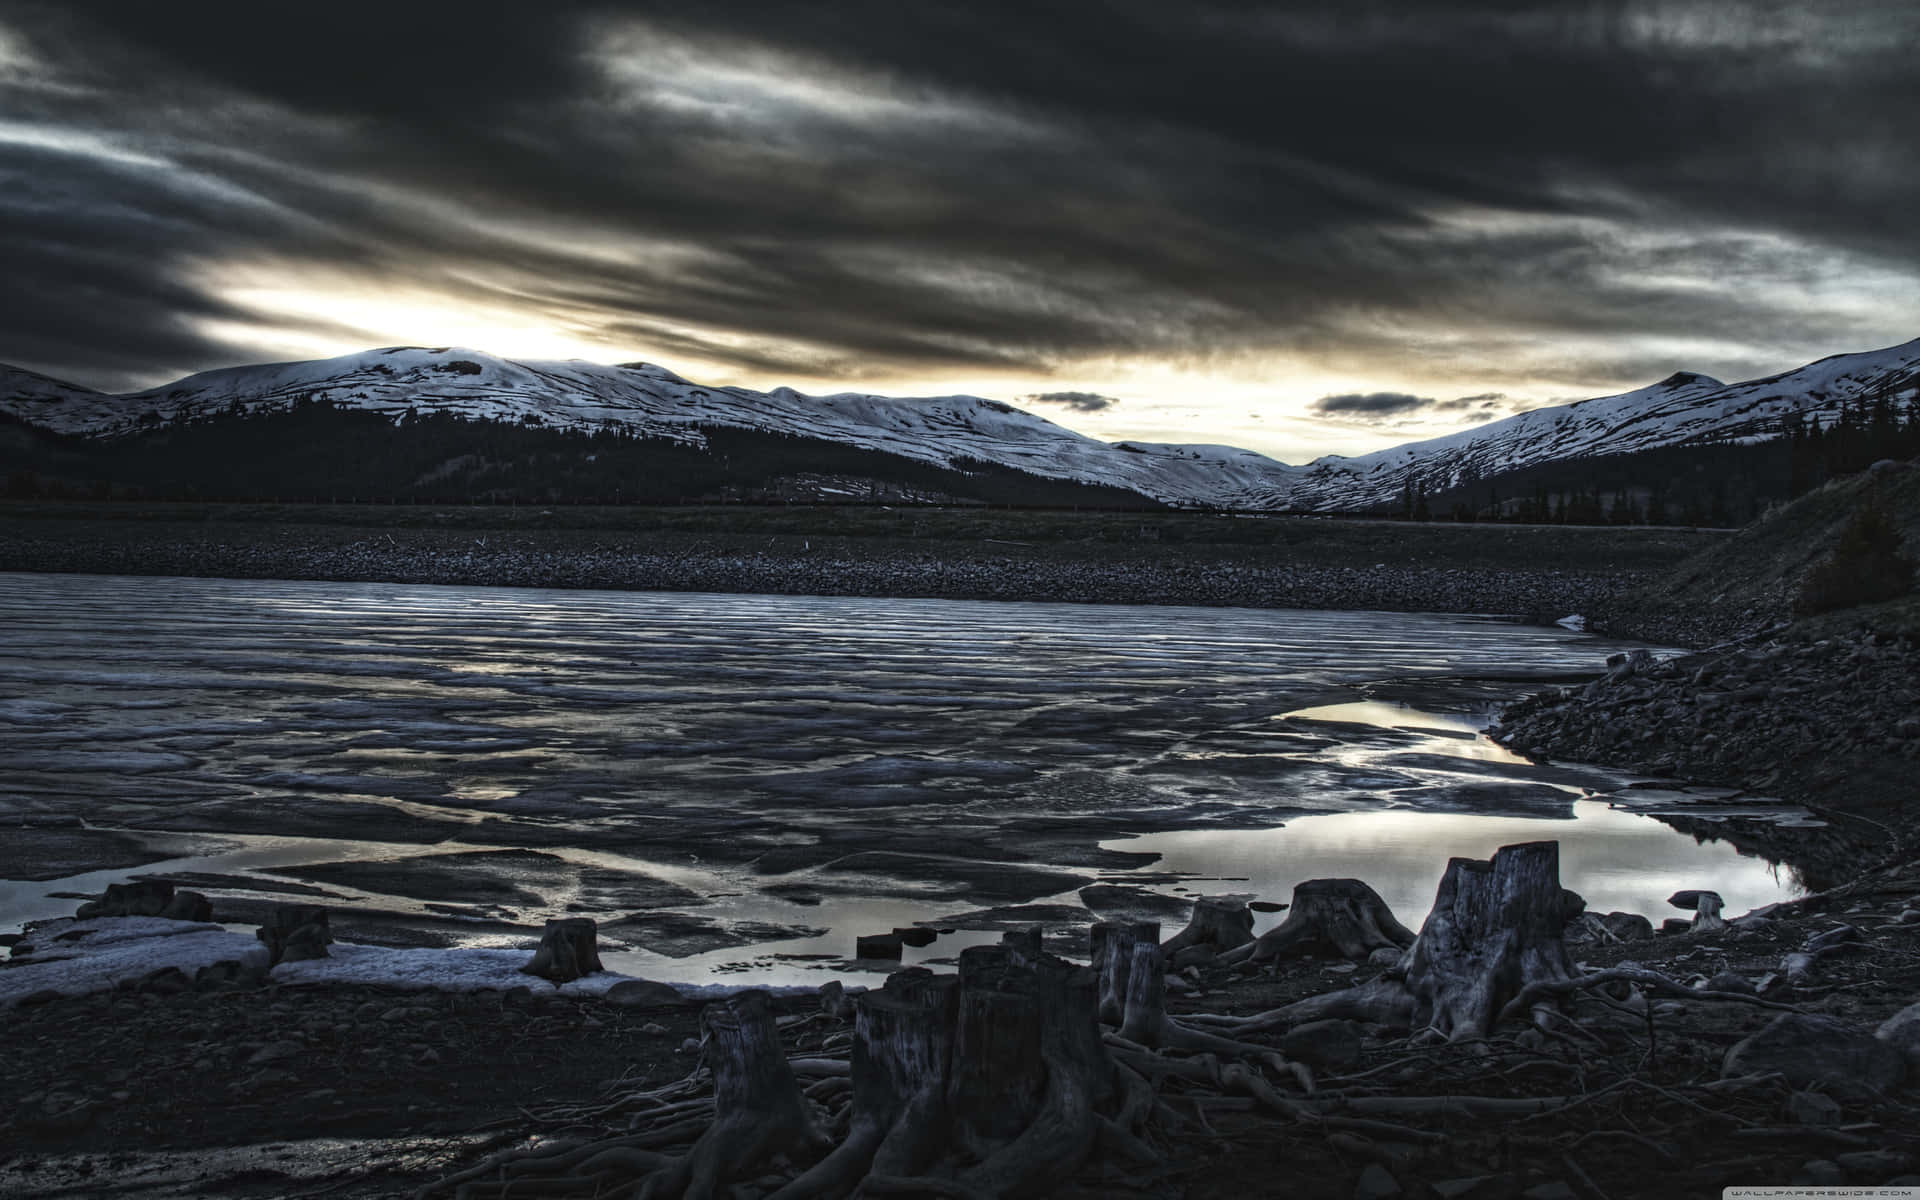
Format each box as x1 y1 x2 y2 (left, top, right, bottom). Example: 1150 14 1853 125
0 347 1302 510
4 337 1917 511
1289 339 1920 510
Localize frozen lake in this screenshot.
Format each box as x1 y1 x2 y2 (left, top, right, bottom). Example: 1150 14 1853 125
0 572 1798 985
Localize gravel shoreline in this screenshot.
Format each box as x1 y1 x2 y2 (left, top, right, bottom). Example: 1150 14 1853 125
0 521 1656 622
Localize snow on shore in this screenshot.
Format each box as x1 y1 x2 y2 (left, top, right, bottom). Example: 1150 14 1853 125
1 916 802 1007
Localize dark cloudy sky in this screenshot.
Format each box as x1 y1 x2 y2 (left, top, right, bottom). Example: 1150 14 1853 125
3 2 1917 460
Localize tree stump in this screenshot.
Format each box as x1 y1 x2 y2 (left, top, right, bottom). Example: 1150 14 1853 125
77 879 176 919
521 917 603 982
791 937 1154 1197
1091 920 1158 1026
648 989 830 1199
947 941 1115 1197
159 891 213 922
1217 878 1416 967
1160 897 1254 958
256 905 331 966
1401 840 1577 1040
775 969 958 1198
1195 841 1578 1040
425 941 1168 1200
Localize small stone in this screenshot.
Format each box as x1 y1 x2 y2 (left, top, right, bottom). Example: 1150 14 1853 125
1786 1090 1842 1126
677 1037 700 1054
1876 999 1920 1072
415 1048 442 1066
1724 1014 1907 1098
110 1090 131 1102
1836 1150 1911 1177
640 1021 669 1036
1432 1177 1494 1199
1702 971 1754 995
1797 1160 1847 1186
1354 1162 1400 1200
246 1040 301 1067
1368 946 1402 967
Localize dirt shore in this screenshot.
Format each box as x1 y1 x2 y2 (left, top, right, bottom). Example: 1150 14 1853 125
0 502 1722 621
5 857 1919 1199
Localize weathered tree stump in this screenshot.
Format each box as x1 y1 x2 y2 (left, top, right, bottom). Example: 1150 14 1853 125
422 935 1171 1200
775 969 957 1198
789 935 1159 1198
1216 878 1416 967
652 989 831 1199
819 979 856 1021
521 917 603 982
160 891 213 922
1160 896 1254 959
1191 841 1580 1041
1400 840 1577 1040
76 879 177 919
1112 937 1291 1061
256 905 331 966
1091 920 1158 1026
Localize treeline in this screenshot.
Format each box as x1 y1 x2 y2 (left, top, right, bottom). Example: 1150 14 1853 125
0 400 1161 510
1384 390 1920 527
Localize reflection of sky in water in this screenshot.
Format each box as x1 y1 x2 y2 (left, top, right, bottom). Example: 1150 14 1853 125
1110 800 1797 943
0 572 1804 988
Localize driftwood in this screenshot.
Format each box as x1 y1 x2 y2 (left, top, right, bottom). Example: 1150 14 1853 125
522 917 604 983
1216 878 1415 967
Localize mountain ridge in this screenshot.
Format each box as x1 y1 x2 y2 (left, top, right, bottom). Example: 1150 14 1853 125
4 337 1917 511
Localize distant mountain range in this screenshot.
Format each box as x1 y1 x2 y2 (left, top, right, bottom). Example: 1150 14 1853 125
3 338 1917 511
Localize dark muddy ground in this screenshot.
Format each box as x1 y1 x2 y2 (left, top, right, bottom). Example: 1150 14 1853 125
5 855 1918 1200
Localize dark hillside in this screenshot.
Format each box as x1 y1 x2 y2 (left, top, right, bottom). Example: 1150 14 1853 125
0 404 1162 511
1598 458 1920 645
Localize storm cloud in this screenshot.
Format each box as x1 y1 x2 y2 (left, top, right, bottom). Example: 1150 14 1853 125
1311 393 1435 419
1 2 1916 452
1021 391 1121 413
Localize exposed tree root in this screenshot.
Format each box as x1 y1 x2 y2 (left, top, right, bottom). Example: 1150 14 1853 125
420 837 1854 1199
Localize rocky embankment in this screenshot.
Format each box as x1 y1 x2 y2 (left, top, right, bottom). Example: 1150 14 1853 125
0 519 1647 618
1492 629 1920 858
